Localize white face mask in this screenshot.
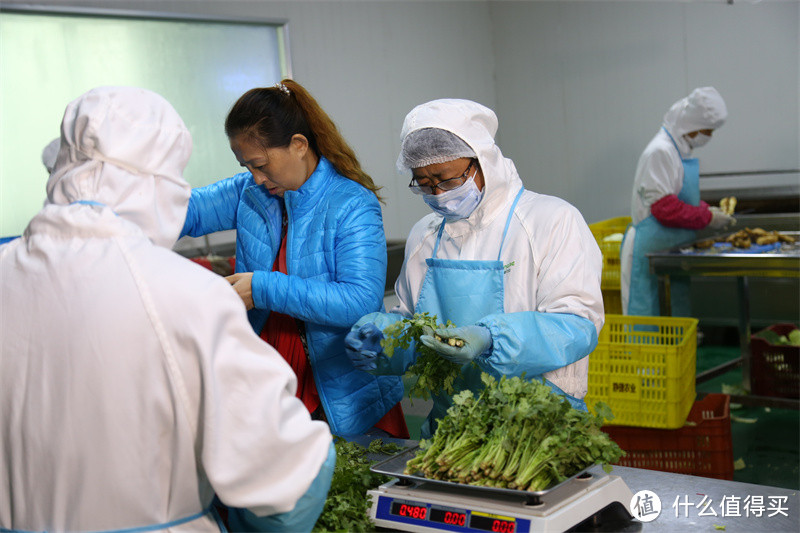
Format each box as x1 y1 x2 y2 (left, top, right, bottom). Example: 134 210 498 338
685 132 711 149
422 174 484 222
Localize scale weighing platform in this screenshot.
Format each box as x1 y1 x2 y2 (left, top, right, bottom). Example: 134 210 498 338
368 447 641 533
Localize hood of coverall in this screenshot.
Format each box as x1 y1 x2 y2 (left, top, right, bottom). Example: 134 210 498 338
662 86 727 139
397 98 521 230
45 86 193 248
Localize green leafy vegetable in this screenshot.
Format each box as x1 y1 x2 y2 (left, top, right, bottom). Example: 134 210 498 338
381 312 466 400
313 438 403 532
404 373 624 492
754 328 800 347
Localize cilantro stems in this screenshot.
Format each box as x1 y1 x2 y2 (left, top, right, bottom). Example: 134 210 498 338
403 374 624 492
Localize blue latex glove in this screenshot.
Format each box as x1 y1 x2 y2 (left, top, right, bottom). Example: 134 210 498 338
419 325 492 364
344 323 384 371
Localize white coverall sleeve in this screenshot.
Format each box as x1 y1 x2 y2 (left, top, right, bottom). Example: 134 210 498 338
474 201 603 379
635 146 683 210
190 277 333 521
227 441 336 532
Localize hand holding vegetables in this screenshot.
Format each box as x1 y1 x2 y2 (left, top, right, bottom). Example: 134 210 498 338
708 206 736 230
382 313 464 399
344 323 384 371
420 325 492 364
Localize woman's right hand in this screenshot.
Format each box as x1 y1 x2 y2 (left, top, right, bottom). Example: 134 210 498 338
226 272 254 310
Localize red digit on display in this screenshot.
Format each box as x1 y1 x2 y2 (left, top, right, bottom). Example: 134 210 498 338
492 519 515 533
445 512 465 525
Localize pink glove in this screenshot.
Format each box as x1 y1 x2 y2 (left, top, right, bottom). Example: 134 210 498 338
651 195 712 230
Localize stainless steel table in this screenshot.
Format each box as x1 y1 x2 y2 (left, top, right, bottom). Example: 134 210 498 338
360 436 799 532
647 229 799 409
607 464 799 532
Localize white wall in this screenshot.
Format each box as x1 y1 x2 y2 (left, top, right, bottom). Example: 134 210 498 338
4 0 798 243
491 0 799 225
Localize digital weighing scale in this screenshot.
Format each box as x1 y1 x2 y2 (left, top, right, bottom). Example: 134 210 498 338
368 447 640 532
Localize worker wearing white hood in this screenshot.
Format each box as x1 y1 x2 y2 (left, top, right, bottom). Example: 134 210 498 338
41 137 60 174
621 87 735 317
0 86 334 532
345 99 604 438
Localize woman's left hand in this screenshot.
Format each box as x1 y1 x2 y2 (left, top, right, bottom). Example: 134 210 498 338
226 272 254 310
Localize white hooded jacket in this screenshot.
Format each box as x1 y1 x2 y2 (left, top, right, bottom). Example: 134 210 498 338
628 86 727 225
0 87 331 531
392 99 603 399
621 87 727 312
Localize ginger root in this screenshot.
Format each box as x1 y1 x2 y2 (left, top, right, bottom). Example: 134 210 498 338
719 196 737 216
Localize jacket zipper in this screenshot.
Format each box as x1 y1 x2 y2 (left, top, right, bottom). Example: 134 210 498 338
284 194 336 433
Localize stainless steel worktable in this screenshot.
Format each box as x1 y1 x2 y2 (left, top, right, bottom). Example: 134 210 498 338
360 437 799 532
603 464 799 532
646 223 799 409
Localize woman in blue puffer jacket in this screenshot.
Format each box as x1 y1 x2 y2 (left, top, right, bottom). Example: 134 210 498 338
181 80 407 439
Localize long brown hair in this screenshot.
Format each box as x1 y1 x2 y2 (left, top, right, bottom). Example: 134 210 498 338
225 79 383 202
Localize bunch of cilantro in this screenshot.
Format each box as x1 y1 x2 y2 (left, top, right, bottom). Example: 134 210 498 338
313 438 403 532
404 373 624 492
381 312 467 400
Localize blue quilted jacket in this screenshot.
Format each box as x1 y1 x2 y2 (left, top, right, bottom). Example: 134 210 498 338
181 157 403 436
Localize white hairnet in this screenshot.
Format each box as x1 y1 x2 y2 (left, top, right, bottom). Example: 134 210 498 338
397 99 510 209
41 138 60 173
397 127 476 172
663 86 727 138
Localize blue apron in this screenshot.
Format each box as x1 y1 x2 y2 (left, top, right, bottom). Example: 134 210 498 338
625 127 700 317
414 189 584 438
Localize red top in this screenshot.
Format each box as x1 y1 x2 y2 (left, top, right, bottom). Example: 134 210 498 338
259 223 408 438
259 231 320 414
651 194 712 230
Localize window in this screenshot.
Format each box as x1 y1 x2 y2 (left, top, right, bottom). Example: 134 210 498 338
0 6 289 236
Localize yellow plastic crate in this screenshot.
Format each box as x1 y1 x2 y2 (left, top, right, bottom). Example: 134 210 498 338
585 314 697 429
589 216 631 290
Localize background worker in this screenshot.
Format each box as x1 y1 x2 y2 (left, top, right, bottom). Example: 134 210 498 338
345 98 604 438
620 86 735 317
181 80 407 439
0 86 334 532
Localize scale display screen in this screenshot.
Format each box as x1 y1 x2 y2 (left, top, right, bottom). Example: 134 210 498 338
390 500 428 520
469 512 516 532
378 496 526 532
429 507 467 526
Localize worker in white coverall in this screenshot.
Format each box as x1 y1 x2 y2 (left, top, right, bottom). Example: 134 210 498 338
344 99 604 438
620 87 736 317
41 137 60 174
0 86 335 533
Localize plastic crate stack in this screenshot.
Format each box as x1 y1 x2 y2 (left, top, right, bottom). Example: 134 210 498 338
588 216 630 314
750 323 800 399
585 314 735 480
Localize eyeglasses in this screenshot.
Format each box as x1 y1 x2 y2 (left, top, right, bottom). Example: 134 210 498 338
408 159 476 195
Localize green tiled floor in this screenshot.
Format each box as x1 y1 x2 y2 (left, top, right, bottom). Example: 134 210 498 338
400 345 800 490
695 345 799 490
